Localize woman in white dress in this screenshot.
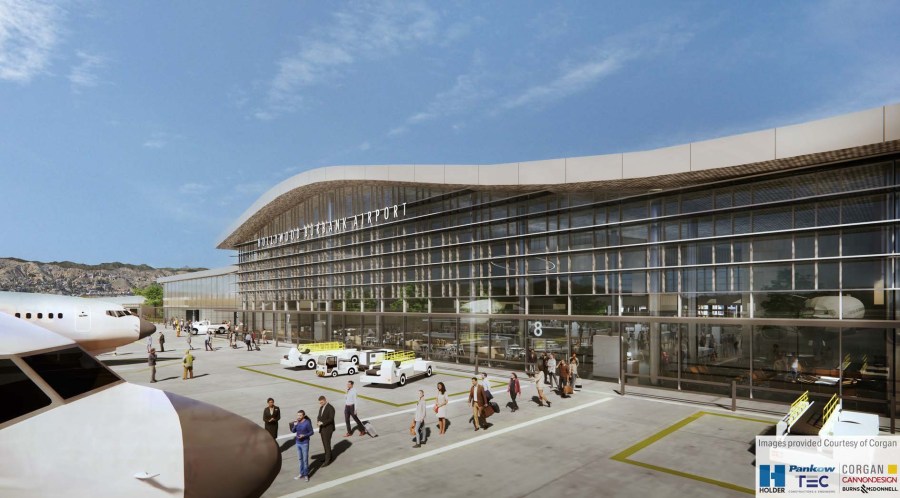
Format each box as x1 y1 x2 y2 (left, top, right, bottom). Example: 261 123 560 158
435 382 449 435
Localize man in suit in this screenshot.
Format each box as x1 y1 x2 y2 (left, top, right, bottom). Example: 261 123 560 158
467 377 487 431
262 398 281 439
316 395 336 466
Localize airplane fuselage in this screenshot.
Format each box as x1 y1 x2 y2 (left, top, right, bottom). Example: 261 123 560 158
0 291 155 353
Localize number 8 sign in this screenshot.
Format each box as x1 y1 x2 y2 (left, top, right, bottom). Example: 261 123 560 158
532 321 543 337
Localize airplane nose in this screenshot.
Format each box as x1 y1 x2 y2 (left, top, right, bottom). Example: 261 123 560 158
138 319 156 339
164 392 280 498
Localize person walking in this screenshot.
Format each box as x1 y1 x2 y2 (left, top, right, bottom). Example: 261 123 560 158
186 333 193 351
508 372 521 412
147 334 153 353
316 396 335 466
245 332 253 351
159 331 166 352
182 350 194 380
343 381 366 437
468 377 487 431
558 358 571 398
527 349 537 375
539 352 548 384
480 372 493 403
205 333 213 352
435 382 449 435
546 353 557 389
533 371 550 407
262 398 281 439
412 390 427 448
570 353 579 387
175 319 181 338
290 410 314 482
148 348 158 383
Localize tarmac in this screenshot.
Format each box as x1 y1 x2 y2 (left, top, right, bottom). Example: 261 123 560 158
103 328 886 498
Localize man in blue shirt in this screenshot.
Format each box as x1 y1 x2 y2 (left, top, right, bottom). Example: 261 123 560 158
290 410 315 481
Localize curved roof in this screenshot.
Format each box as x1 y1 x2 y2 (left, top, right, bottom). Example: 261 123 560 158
218 103 900 249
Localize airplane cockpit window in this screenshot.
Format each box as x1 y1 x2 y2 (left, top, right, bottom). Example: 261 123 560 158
0 359 52 424
22 347 120 400
106 310 116 317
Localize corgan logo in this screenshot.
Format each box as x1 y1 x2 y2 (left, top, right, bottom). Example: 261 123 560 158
760 465 786 488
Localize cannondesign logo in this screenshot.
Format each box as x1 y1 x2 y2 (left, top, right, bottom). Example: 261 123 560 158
759 464 786 492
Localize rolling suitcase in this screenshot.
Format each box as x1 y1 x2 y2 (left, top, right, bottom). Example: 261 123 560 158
490 401 500 414
363 421 378 437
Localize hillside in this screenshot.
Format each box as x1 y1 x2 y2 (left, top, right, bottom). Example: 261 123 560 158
0 258 206 296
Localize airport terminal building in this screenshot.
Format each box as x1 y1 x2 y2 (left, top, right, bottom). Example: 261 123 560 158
215 104 900 415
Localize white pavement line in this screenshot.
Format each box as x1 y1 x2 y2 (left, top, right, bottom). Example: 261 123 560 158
277 397 612 498
276 397 472 441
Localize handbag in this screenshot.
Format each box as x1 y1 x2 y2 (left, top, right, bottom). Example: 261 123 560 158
564 385 574 395
409 419 416 435
433 404 439 414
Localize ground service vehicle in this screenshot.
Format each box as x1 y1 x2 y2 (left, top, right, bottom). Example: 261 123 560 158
191 320 230 335
359 349 394 368
281 341 358 369
316 355 357 377
317 348 396 377
359 350 433 386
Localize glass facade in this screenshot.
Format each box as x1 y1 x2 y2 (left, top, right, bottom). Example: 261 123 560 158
160 270 238 323
231 157 900 415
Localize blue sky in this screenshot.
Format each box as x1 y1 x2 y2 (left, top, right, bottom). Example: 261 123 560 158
1 1 899 269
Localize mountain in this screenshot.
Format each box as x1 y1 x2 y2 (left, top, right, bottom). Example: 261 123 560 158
0 258 207 296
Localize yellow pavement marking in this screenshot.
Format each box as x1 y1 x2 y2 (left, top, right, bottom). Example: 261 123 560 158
611 411 775 495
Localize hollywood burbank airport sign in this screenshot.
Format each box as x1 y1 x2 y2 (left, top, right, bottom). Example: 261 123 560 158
255 202 407 249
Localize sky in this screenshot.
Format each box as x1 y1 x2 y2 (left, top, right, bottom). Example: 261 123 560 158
1 1 899 270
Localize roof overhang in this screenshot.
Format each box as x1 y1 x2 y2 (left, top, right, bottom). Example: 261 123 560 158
218 103 900 250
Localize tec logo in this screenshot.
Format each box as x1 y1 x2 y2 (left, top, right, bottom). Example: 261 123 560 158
795 474 829 488
759 464 786 492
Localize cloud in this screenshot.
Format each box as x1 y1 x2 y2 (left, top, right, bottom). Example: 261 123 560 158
499 54 624 111
499 23 693 113
178 183 211 195
257 1 439 119
408 69 492 124
387 126 407 137
384 52 492 139
143 138 166 148
0 0 61 83
68 50 106 90
142 131 181 149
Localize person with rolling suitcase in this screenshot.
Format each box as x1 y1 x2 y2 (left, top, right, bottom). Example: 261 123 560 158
468 377 487 431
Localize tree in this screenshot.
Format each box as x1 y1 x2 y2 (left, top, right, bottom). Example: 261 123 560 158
390 284 427 312
133 283 163 308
